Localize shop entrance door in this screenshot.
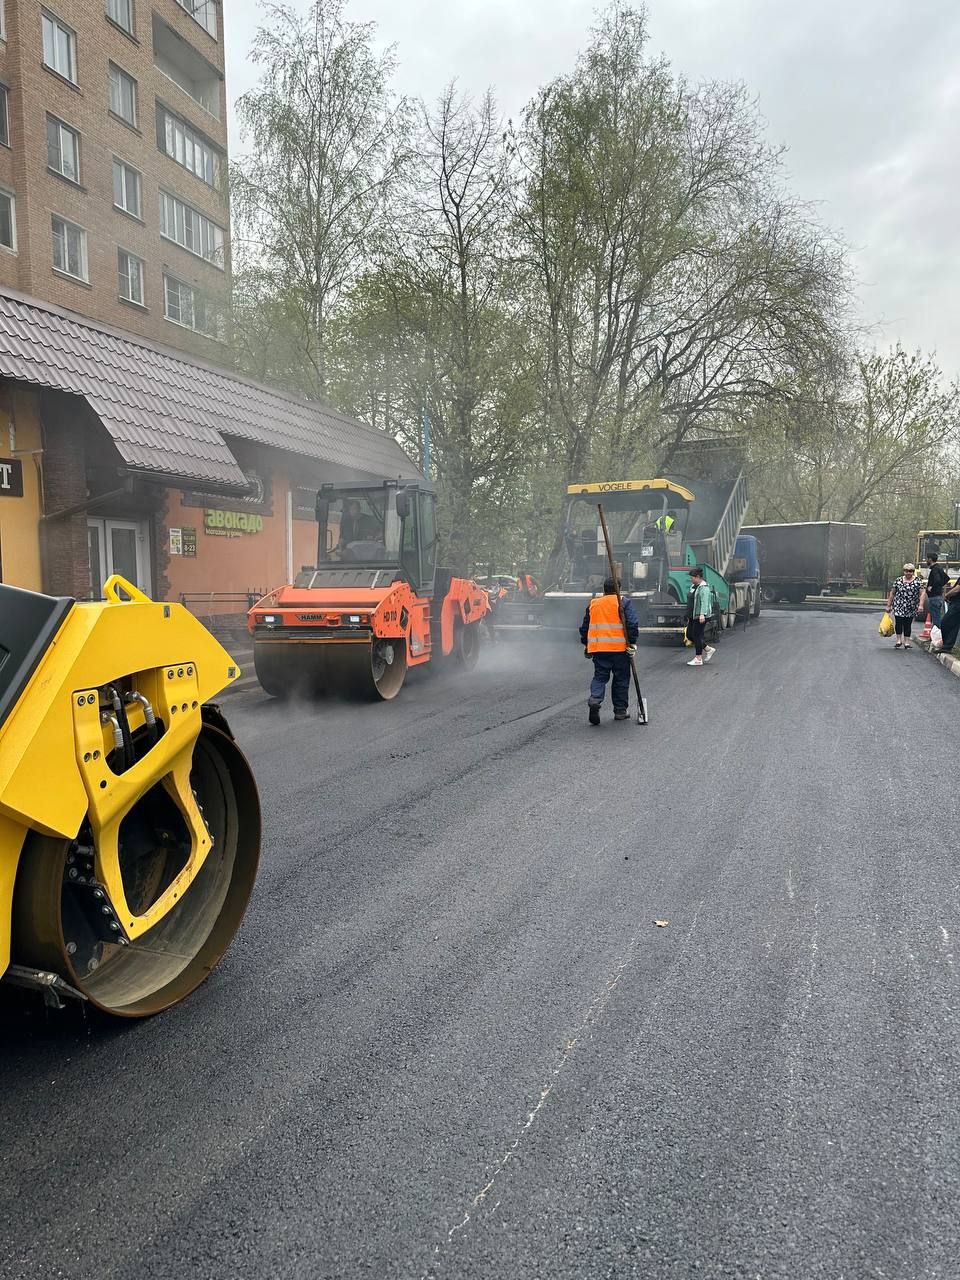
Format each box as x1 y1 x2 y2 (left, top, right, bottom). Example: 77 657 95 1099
87 518 151 598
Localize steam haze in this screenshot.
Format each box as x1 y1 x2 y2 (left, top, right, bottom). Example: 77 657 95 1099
224 0 960 374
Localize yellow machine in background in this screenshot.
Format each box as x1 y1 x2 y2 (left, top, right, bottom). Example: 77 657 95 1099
0 576 260 1017
916 531 960 579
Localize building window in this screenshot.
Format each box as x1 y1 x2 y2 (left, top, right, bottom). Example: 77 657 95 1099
42 11 77 83
46 116 81 184
156 104 221 187
159 190 224 266
51 214 87 281
0 189 16 251
0 85 8 148
106 0 133 35
118 249 145 305
113 158 141 218
163 274 221 338
0 0 6 41
108 62 137 126
175 0 216 38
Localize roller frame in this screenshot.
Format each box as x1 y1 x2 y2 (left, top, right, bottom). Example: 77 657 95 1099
0 575 256 1011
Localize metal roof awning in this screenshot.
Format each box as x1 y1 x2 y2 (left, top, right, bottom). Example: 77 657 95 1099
0 290 421 492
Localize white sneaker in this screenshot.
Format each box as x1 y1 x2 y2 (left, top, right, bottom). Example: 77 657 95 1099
703 646 716 662
687 656 703 666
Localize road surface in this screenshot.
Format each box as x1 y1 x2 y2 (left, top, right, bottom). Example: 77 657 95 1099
3 610 959 1280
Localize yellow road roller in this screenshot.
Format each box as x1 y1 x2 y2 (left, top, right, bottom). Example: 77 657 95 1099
0 576 260 1017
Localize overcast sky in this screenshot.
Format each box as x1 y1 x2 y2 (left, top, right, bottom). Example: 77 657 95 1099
223 0 960 375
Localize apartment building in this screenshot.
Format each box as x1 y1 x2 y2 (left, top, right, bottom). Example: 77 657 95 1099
0 0 230 357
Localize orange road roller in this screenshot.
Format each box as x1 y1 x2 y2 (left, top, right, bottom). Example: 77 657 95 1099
249 482 489 700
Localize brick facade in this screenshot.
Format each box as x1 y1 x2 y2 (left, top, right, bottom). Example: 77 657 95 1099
38 388 91 597
0 0 230 362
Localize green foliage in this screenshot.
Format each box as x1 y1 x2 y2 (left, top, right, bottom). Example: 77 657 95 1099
230 0 411 397
230 0 958 578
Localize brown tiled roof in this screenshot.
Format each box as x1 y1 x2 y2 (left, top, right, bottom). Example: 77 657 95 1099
0 290 419 490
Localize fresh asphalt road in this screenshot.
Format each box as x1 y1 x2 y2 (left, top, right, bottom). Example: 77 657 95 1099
3 610 960 1280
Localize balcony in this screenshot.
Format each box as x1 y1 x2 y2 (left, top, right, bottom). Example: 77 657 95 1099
152 15 222 120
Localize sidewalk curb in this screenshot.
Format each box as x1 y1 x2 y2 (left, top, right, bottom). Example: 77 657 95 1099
919 641 960 679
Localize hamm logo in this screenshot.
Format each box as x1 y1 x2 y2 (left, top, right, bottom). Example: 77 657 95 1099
297 613 328 621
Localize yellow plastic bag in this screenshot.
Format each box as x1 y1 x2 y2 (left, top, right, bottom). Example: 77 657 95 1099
879 611 895 637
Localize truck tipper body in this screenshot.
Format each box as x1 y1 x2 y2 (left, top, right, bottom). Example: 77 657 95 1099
742 522 866 603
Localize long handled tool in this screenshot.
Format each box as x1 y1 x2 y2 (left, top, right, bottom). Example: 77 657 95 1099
597 503 649 726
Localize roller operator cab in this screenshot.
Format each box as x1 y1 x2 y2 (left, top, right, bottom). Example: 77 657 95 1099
249 481 489 700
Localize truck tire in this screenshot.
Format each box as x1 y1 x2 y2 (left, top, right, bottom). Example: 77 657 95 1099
752 589 761 618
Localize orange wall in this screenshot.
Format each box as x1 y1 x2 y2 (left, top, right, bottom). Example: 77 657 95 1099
163 469 320 608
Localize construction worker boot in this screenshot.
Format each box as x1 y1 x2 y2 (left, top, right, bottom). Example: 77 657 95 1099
613 709 629 720
588 703 601 726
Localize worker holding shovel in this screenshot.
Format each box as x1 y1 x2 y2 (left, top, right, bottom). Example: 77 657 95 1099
580 576 640 724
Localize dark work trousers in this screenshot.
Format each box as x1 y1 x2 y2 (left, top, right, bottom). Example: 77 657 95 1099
688 617 706 656
894 615 914 637
941 601 960 650
589 652 631 711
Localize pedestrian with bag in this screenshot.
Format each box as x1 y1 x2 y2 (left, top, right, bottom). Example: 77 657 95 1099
886 563 924 649
686 566 716 667
579 576 639 725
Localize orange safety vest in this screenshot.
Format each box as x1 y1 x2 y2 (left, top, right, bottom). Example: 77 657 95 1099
586 594 627 653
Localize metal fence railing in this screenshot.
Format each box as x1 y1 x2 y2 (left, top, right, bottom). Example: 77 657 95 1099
178 590 265 617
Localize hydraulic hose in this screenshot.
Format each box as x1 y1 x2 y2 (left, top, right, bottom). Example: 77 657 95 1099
125 690 160 745
107 685 135 770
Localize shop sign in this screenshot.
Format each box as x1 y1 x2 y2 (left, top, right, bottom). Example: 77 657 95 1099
204 509 264 538
169 526 198 557
0 457 23 498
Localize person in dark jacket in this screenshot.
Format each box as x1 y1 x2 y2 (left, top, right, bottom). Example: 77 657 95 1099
939 576 960 651
924 552 949 628
579 577 639 725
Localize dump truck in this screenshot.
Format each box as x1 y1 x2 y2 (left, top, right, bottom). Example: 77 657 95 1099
249 481 489 700
538 439 759 642
742 521 866 603
1 576 260 1017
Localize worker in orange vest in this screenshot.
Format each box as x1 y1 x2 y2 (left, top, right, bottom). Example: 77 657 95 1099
579 576 639 725
517 572 538 597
